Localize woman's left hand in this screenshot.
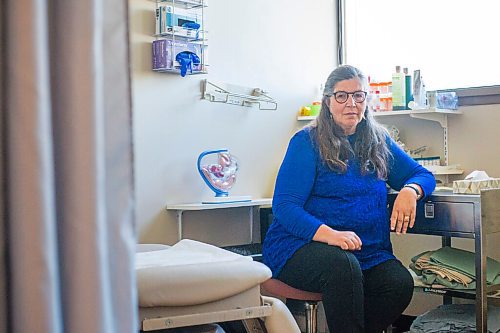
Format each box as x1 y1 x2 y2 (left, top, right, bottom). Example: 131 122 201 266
390 187 419 234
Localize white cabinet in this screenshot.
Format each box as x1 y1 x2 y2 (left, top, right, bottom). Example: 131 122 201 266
388 189 500 333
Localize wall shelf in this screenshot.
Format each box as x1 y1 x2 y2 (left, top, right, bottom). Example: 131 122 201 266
373 108 462 166
297 108 461 124
297 115 317 121
166 198 272 242
372 108 461 128
425 165 464 176
296 107 463 175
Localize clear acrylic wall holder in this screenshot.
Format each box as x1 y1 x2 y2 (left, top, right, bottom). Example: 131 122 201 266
152 0 208 75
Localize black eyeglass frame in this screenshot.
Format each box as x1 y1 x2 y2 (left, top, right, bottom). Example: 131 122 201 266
326 91 368 104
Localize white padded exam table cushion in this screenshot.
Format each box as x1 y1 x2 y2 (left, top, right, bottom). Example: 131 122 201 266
136 239 271 307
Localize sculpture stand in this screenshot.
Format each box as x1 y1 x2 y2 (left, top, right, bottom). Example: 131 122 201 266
202 195 252 204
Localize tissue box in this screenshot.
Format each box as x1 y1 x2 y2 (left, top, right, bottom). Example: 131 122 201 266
453 178 500 194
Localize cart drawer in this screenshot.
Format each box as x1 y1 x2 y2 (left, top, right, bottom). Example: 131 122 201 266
387 196 476 234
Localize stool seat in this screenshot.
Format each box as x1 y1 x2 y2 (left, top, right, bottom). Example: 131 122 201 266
261 279 322 333
261 279 322 301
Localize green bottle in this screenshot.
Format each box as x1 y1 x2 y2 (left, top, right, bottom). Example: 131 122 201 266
404 67 413 109
392 66 406 110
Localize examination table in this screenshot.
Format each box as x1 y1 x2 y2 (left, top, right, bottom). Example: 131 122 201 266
136 239 300 332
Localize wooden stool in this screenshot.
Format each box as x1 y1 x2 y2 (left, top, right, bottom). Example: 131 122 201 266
261 279 322 333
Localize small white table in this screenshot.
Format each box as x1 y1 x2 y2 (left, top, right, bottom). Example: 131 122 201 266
166 198 272 241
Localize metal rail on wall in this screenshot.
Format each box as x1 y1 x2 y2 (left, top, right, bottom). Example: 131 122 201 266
201 79 277 110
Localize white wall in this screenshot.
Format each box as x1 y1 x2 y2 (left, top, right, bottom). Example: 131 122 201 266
448 104 500 176
129 0 500 319
129 0 337 244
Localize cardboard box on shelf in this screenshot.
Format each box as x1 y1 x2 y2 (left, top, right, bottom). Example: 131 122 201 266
453 178 500 194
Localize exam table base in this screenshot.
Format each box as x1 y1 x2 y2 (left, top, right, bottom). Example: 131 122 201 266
139 286 272 331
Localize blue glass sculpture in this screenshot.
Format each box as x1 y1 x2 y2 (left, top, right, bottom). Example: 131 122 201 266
197 149 251 203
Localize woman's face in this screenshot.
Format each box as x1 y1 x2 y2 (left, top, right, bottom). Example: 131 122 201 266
328 77 367 135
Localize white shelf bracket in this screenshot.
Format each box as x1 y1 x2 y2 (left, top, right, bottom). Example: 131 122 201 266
411 113 450 166
410 112 448 128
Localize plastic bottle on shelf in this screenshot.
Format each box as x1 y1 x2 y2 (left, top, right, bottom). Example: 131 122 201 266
387 96 393 111
374 90 381 111
403 67 413 109
380 97 393 111
379 82 388 94
369 81 379 95
392 66 406 110
412 70 427 109
380 97 387 111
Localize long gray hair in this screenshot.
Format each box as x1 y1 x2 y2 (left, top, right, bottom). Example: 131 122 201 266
309 65 391 179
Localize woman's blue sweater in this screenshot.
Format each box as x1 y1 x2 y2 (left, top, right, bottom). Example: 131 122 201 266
262 127 436 277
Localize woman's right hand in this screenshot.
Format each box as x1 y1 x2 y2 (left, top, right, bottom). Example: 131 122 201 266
313 224 362 251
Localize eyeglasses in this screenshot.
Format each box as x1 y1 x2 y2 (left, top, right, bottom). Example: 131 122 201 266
328 91 367 104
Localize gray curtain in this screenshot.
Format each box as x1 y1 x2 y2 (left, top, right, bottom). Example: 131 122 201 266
0 0 137 332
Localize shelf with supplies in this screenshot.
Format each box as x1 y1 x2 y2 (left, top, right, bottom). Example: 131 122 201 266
372 108 462 128
296 107 463 176
152 0 208 76
297 108 461 127
373 107 462 170
413 285 500 307
424 165 464 176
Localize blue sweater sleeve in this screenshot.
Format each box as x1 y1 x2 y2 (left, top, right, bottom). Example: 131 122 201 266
272 130 323 240
386 137 436 198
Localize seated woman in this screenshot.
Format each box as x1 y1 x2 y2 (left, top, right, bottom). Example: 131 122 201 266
262 65 436 333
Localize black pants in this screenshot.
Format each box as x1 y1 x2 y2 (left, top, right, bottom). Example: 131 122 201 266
277 242 413 333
